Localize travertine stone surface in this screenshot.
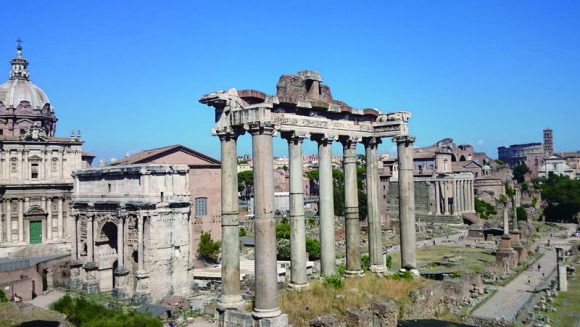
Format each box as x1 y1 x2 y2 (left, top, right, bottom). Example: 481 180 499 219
396 136 417 270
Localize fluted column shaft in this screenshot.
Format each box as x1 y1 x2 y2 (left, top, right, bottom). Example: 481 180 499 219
218 132 244 308
343 138 362 275
18 199 23 242
317 137 337 276
71 214 78 261
58 198 63 239
286 134 308 286
435 181 440 215
5 200 11 242
396 135 416 269
251 123 281 318
365 138 385 272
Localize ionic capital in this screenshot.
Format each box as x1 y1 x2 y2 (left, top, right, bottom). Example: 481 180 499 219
339 135 361 148
311 133 337 145
393 135 416 145
246 122 277 136
214 126 241 141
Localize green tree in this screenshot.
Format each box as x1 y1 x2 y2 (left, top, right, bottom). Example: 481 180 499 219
516 206 527 221
513 163 530 183
238 170 254 193
276 223 290 239
306 237 321 260
541 174 580 222
0 289 7 303
197 231 221 263
475 198 497 219
239 227 247 237
277 238 291 260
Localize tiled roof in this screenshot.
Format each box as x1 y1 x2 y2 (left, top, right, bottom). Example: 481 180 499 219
111 144 220 166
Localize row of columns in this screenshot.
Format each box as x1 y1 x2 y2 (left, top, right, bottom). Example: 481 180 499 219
0 197 65 243
433 179 474 215
216 125 417 319
1 149 66 181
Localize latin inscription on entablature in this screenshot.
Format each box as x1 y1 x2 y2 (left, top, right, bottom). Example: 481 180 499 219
272 114 378 136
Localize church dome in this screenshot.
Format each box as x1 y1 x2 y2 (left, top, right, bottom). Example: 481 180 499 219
0 45 51 110
0 44 57 137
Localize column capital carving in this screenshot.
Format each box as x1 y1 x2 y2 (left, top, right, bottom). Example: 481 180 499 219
311 133 337 145
281 131 309 144
245 122 277 136
362 136 382 148
117 206 128 219
339 135 361 147
393 135 416 145
214 126 241 141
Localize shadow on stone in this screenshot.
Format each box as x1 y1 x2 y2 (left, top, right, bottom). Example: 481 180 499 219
19 321 61 327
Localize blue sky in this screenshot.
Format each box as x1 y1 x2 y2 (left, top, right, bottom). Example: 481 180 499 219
1 1 579 161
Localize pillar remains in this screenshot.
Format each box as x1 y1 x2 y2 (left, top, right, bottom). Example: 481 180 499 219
217 131 244 308
285 133 309 287
342 137 362 276
365 137 386 273
396 135 417 270
250 122 281 319
316 136 337 276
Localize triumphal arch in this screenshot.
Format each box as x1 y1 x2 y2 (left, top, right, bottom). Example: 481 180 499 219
200 70 416 326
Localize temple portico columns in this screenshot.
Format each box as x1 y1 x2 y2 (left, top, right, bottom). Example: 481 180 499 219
342 136 363 276
250 122 281 319
395 135 417 270
283 132 308 288
364 137 386 273
217 130 244 308
18 199 23 242
315 135 337 277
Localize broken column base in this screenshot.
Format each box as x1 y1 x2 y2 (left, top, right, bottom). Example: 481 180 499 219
344 270 365 278
216 308 289 327
496 248 519 270
369 265 387 275
512 242 528 263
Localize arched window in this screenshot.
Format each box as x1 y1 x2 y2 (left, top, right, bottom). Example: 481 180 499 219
195 197 208 217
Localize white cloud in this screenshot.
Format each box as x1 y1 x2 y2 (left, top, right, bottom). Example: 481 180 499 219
476 139 485 146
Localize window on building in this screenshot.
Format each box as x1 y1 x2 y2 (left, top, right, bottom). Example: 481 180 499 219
195 197 208 217
31 163 39 179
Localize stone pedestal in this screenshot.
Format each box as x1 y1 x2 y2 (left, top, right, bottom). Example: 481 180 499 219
133 271 151 304
82 262 100 293
112 266 130 299
216 308 289 327
496 235 518 269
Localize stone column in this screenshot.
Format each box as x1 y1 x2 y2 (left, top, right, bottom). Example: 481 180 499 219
503 206 510 235
57 198 63 239
342 137 363 276
6 200 11 242
0 202 3 243
459 180 464 213
316 135 337 277
217 130 244 308
23 150 28 180
71 214 78 261
465 180 470 212
18 199 23 242
250 122 281 318
470 180 475 212
87 214 95 262
137 213 144 272
452 180 457 215
117 210 125 268
365 137 386 273
46 198 52 241
434 181 440 215
395 136 417 270
285 132 308 287
556 247 567 291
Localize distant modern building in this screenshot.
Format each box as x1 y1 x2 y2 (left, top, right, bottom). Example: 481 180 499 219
0 45 91 249
110 144 221 266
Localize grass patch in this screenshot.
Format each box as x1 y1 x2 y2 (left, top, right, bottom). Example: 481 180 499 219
51 294 161 327
280 274 427 327
389 246 495 274
547 257 580 326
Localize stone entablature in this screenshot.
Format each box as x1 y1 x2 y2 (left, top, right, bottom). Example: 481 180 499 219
70 164 192 302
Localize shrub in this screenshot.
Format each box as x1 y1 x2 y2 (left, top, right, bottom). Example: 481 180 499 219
517 206 528 221
277 238 291 260
386 255 393 270
337 263 346 276
323 274 344 289
0 289 8 303
475 198 497 219
306 237 321 260
361 255 370 271
386 271 413 281
239 227 247 237
276 223 290 239
197 231 221 263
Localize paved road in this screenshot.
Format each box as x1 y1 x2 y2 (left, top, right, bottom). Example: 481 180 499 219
471 224 576 323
